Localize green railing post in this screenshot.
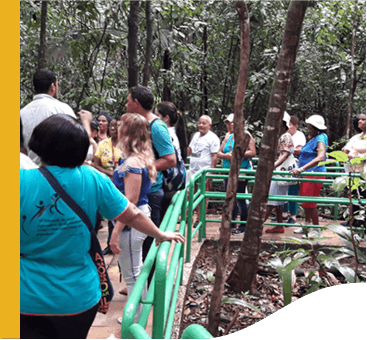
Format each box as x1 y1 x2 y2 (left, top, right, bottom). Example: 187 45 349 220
181 324 213 339
199 170 207 242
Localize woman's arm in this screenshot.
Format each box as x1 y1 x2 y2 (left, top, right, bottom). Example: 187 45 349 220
116 202 185 245
217 135 231 160
93 156 114 178
292 141 326 175
274 150 291 169
244 133 256 158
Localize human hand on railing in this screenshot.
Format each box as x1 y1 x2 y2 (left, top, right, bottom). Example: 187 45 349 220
292 167 305 177
155 231 185 246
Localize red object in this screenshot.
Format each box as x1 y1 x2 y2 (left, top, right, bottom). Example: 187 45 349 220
300 176 325 208
265 228 285 234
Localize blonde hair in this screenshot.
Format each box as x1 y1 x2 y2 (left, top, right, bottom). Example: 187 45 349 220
118 113 157 183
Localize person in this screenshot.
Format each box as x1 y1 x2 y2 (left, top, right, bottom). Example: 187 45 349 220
20 114 184 339
342 113 366 227
109 113 156 324
94 116 122 255
281 115 306 224
125 85 176 284
20 69 76 165
291 114 328 236
85 119 99 165
20 118 38 169
263 112 295 233
343 113 366 171
155 101 188 216
188 115 220 226
217 113 256 235
97 113 112 143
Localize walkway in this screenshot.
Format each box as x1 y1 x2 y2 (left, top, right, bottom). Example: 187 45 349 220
88 215 359 339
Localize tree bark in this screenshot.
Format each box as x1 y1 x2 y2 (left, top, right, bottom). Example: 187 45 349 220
207 1 250 336
37 1 48 70
128 1 139 88
346 1 357 138
226 0 308 294
142 1 152 87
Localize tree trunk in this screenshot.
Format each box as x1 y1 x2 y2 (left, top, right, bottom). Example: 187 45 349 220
37 1 48 70
346 1 357 138
207 1 250 336
203 25 208 115
128 1 139 88
142 1 152 87
226 0 308 294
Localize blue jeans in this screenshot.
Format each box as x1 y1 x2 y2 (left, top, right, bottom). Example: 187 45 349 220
118 204 150 322
224 179 248 230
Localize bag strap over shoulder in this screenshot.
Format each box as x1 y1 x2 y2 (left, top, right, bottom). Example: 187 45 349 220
38 167 94 233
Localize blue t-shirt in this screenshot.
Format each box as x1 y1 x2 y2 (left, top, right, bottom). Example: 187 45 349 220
150 118 175 192
299 133 328 172
222 134 251 170
113 157 152 207
20 166 129 315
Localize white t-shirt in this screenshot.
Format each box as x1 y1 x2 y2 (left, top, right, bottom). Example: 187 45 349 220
344 133 366 173
168 126 182 161
20 152 38 169
291 130 306 148
189 130 220 174
20 94 76 165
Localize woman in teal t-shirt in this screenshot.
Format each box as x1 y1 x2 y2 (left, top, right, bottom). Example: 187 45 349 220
218 115 256 235
20 114 184 339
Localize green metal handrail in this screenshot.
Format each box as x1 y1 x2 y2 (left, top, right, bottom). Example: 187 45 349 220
118 164 364 339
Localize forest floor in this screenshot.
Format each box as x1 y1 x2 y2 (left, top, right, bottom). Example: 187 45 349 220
180 240 366 337
175 205 366 337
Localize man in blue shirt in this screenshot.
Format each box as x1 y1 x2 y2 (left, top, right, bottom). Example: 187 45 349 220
125 86 176 226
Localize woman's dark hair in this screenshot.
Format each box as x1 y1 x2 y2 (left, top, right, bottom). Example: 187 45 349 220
29 114 89 167
156 101 188 162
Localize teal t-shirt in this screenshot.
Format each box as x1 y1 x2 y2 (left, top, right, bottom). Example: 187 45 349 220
222 134 251 169
150 118 175 192
20 166 129 315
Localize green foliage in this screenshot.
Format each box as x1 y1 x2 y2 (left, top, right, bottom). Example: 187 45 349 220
20 0 365 143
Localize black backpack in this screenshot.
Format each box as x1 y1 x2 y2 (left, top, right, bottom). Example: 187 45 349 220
150 118 186 192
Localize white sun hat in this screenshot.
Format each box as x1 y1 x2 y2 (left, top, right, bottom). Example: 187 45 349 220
305 115 327 130
283 111 290 128
225 113 234 123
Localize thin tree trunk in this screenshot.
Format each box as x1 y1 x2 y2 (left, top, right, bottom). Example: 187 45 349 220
346 1 357 138
37 1 48 70
143 1 153 87
203 25 208 115
128 1 139 88
226 0 308 294
207 1 250 336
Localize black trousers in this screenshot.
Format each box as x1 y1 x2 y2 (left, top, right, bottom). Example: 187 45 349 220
20 303 99 339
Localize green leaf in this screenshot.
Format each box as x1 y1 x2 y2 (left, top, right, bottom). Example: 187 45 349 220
221 298 265 316
328 151 349 163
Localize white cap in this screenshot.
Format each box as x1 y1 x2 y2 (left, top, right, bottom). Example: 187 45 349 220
305 115 327 130
283 111 290 129
225 113 234 123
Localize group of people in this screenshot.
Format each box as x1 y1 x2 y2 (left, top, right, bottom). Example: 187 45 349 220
20 70 185 339
20 68 365 339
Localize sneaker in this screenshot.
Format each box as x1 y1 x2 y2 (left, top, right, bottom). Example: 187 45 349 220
286 217 297 224
117 317 122 324
302 230 322 239
271 217 287 222
232 228 245 235
294 227 307 234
